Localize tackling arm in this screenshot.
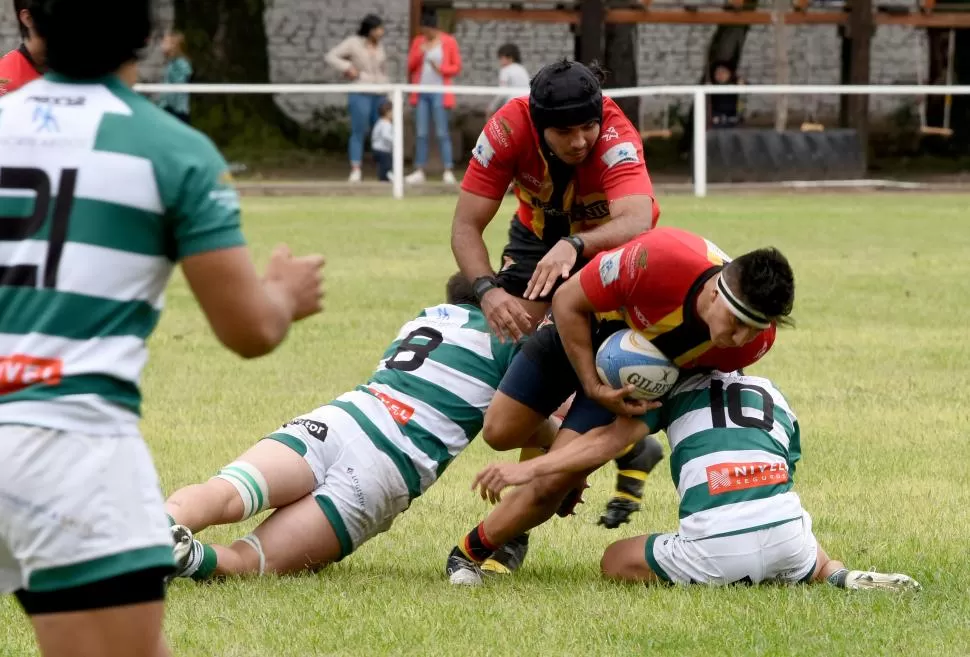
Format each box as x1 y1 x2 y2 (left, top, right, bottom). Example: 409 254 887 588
551 276 606 395
532 417 651 478
450 190 503 282
574 195 655 257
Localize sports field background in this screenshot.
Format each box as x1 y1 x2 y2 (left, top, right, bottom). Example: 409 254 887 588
2 194 969 656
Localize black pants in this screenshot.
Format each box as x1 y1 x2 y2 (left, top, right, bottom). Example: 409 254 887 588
496 217 588 302
375 151 392 181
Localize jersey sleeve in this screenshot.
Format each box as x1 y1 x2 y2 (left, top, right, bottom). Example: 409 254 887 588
166 133 246 260
637 406 668 433
592 103 656 205
460 106 519 200
578 240 647 312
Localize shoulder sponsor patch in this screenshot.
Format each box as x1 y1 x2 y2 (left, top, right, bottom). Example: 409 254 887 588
601 141 640 169
598 248 624 287
472 131 496 168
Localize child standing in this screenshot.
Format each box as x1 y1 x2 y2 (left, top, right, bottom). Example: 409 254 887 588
371 100 394 182
159 31 193 124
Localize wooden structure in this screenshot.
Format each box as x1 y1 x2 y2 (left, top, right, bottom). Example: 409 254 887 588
411 0 970 30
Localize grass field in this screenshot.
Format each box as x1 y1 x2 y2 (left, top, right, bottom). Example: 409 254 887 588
2 193 970 657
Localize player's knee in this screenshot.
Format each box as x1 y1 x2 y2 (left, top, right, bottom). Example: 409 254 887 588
600 542 631 581
483 412 529 451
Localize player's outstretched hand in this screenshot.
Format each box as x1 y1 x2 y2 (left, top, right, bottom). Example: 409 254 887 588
472 461 536 504
587 383 660 417
525 240 578 301
265 244 326 321
481 287 534 343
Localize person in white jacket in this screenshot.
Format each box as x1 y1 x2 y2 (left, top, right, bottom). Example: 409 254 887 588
325 14 389 182
486 43 530 117
371 100 393 181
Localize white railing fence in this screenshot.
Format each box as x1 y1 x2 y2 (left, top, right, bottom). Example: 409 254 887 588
134 82 970 198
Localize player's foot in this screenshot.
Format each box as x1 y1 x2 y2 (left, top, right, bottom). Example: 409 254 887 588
442 170 457 185
598 497 641 528
348 168 362 183
845 570 922 592
169 524 205 579
405 169 426 184
481 534 529 575
446 547 484 586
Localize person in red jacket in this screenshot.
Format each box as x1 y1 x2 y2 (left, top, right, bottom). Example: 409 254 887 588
0 0 44 96
405 11 462 185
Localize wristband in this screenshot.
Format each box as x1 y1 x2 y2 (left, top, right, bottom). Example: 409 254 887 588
472 276 499 301
562 235 585 257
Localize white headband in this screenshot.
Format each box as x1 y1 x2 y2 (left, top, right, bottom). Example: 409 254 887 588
716 274 772 330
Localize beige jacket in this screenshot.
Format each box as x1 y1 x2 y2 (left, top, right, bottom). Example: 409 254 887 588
325 35 389 84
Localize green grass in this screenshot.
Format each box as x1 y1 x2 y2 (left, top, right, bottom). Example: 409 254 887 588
3 194 970 657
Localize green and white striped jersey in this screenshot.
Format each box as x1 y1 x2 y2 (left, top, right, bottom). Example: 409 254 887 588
640 370 804 539
0 73 245 435
328 303 519 500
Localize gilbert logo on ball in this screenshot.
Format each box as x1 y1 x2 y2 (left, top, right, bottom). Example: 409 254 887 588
595 329 679 401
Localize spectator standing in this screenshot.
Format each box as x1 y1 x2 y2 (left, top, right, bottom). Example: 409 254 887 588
371 100 393 182
158 30 192 124
486 43 530 117
405 12 462 185
325 14 389 183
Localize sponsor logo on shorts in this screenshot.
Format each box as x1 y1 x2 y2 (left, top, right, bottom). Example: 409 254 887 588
369 388 414 425
598 249 623 287
601 141 639 169
472 132 496 168
500 255 516 272
706 461 789 495
0 354 63 394
284 417 328 442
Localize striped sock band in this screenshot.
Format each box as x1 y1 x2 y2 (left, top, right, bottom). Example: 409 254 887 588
215 461 270 520
191 544 218 581
459 523 498 564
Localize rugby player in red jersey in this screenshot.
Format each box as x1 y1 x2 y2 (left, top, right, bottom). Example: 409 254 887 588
446 227 795 585
0 1 44 96
451 60 664 554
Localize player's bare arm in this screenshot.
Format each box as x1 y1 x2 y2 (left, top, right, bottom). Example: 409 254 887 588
551 277 650 416
182 244 325 359
452 190 533 342
577 194 655 254
474 416 652 502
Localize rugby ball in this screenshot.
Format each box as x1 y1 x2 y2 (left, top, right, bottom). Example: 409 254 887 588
595 329 679 400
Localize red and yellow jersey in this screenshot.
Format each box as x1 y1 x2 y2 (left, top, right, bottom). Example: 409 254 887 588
461 96 660 244
0 46 41 97
580 227 776 372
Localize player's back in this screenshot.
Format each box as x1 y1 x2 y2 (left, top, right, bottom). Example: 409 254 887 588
329 303 518 496
0 74 241 435
645 370 803 539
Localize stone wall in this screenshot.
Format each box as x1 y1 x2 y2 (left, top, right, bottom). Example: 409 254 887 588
0 0 928 126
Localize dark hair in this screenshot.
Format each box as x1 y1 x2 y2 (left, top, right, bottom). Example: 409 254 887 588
31 0 152 79
724 248 795 325
358 13 382 38
378 99 392 116
445 273 477 307
14 0 30 39
497 43 520 63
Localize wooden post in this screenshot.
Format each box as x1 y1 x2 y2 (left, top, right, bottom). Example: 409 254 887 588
579 0 604 64
409 0 423 41
772 0 789 131
847 0 873 169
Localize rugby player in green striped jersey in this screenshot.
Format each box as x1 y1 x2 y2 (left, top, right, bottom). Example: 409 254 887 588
472 370 920 591
0 1 324 655
165 274 555 581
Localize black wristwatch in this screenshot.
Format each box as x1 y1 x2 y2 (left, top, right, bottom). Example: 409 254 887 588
563 235 585 258
472 275 500 301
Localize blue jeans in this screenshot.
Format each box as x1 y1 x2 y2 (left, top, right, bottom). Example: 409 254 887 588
414 93 453 169
348 93 382 166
